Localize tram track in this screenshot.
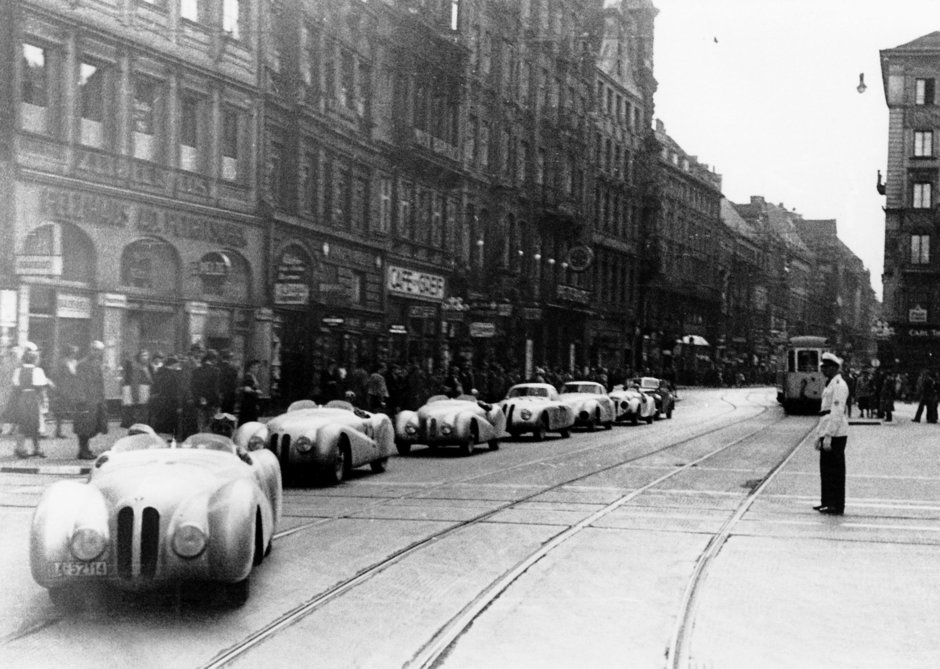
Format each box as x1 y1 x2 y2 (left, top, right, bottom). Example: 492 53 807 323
201 389 788 669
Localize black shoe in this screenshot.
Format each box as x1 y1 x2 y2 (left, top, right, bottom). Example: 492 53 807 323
77 451 97 460
32 451 46 458
913 419 920 423
819 507 844 515
813 504 825 511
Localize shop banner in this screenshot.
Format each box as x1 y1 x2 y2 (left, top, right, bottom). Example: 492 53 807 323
386 265 445 302
469 322 497 338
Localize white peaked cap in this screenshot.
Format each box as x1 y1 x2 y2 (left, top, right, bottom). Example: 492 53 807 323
821 352 843 366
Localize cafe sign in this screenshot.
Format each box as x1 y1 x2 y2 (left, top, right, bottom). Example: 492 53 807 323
386 265 446 302
909 304 928 323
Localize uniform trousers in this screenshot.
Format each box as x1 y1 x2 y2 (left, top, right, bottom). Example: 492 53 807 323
819 435 847 511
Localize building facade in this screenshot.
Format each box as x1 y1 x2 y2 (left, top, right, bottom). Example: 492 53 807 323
5 0 269 398
880 32 940 370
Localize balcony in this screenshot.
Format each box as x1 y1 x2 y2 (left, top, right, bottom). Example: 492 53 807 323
391 122 463 185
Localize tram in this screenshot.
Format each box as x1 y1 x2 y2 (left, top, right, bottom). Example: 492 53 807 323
777 335 831 414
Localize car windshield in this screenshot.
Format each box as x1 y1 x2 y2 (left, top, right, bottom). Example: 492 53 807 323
111 433 168 453
508 386 549 398
634 377 660 390
181 434 237 454
562 383 603 394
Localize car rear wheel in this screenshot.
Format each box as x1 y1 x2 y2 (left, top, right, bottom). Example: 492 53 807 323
222 578 250 607
370 457 389 473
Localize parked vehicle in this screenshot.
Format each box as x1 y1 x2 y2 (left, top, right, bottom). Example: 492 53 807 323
395 394 506 456
559 381 616 430
609 383 657 425
30 430 282 607
264 400 393 485
500 383 576 440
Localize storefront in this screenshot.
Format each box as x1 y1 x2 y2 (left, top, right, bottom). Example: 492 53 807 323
13 182 270 398
385 263 446 369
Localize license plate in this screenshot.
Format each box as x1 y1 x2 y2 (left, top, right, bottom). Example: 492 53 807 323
49 561 108 577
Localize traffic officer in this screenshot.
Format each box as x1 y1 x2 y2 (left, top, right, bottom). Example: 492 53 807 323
814 352 849 515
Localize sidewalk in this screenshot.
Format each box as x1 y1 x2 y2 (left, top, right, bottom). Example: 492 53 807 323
0 420 129 475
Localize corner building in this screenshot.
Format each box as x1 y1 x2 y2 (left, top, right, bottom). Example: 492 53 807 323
4 0 269 399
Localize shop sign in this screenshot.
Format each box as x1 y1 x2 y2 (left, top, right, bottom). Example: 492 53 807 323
57 293 92 319
556 284 591 302
909 305 928 323
389 324 407 334
39 188 130 228
275 249 309 283
906 328 940 339
322 317 345 327
469 322 497 338
441 297 469 312
386 265 445 302
15 254 62 276
408 305 438 319
565 245 594 272
318 283 349 303
470 302 512 317
275 283 309 305
522 307 543 320
443 310 465 322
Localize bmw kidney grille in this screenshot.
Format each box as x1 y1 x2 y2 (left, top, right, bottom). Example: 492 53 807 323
116 506 161 579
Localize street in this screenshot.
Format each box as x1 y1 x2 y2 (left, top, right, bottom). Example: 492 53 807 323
2 387 940 668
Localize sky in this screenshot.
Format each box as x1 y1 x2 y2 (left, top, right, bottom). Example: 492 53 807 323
652 0 940 300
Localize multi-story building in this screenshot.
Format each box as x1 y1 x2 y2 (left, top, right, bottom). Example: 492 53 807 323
5 0 268 398
879 31 940 370
586 0 656 374
644 119 723 382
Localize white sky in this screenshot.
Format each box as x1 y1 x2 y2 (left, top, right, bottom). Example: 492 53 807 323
653 0 940 300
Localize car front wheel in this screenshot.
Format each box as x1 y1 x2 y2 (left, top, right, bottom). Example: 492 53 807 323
395 441 412 456
222 578 250 607
370 457 389 473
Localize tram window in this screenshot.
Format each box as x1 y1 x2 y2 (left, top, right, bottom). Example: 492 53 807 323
797 351 819 372
788 351 796 373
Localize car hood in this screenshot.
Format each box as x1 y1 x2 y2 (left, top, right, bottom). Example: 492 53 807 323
267 408 360 433
417 401 484 421
559 393 603 406
502 396 556 407
90 450 244 510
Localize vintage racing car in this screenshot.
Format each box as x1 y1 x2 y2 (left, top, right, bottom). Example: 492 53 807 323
30 430 282 607
559 381 616 430
264 400 393 484
633 377 677 419
500 383 575 440
394 394 506 456
609 383 657 424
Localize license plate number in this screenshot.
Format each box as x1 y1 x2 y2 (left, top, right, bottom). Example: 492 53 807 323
49 561 108 577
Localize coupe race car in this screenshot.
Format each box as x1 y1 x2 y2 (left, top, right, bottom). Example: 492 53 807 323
609 383 657 425
559 381 616 430
500 383 576 440
30 430 282 607
394 394 506 456
264 400 393 484
633 377 677 419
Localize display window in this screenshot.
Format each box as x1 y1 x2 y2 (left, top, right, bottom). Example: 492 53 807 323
121 238 180 296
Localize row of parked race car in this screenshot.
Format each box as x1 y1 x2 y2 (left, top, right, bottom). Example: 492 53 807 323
29 377 676 607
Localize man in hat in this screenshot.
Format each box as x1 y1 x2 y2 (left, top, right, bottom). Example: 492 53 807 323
814 352 850 515
74 341 108 460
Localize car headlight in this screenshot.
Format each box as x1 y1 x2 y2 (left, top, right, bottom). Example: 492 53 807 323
70 527 106 561
172 524 207 559
441 424 452 435
520 409 532 420
405 424 417 435
295 436 314 453
247 435 266 451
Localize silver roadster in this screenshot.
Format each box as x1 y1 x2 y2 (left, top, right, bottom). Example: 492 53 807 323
500 383 575 440
30 431 282 607
609 383 657 425
264 400 394 485
559 381 616 430
394 394 507 456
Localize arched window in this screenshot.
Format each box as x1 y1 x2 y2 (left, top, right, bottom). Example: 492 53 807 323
186 249 252 303
22 223 95 283
120 238 180 296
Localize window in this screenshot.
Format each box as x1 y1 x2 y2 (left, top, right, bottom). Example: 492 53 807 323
179 94 203 171
351 177 367 232
133 76 164 161
449 0 459 30
78 61 111 148
139 0 168 9
181 0 209 24
340 51 355 109
913 182 932 209
301 153 317 214
301 24 319 90
431 192 443 248
378 177 392 233
398 181 413 239
222 0 247 40
916 78 935 105
332 167 349 226
915 131 933 157
479 122 490 170
221 107 245 181
349 271 365 305
912 234 930 264
21 43 53 134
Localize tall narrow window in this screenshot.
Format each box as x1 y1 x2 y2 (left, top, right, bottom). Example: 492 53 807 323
181 0 208 23
398 181 413 239
179 94 202 172
916 78 935 105
914 182 932 209
351 177 367 232
431 192 443 248
479 122 490 170
221 107 243 181
912 234 930 264
301 153 317 214
340 51 355 109
333 167 349 226
378 177 392 233
222 0 247 40
78 61 109 148
450 0 459 30
21 43 51 134
133 76 163 161
914 130 933 157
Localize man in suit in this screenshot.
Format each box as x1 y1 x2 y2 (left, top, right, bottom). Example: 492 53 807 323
74 341 108 460
814 352 850 515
